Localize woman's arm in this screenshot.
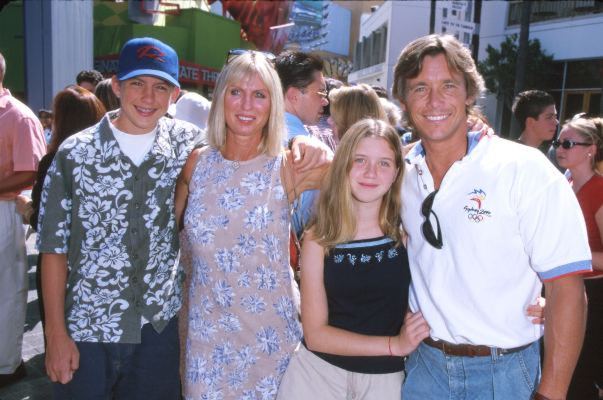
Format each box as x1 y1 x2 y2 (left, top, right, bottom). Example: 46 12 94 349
592 205 603 271
300 231 430 357
281 150 329 203
175 148 202 230
30 153 55 230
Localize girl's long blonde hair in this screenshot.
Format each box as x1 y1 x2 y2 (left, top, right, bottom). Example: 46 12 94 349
310 118 404 252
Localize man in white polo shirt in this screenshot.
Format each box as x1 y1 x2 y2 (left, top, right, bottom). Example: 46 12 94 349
393 34 591 400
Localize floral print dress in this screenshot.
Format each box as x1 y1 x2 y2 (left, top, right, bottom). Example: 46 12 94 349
180 148 302 400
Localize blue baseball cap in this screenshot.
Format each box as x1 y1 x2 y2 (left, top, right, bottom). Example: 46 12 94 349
117 37 180 88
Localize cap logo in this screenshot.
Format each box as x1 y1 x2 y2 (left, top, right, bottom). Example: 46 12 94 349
136 45 166 63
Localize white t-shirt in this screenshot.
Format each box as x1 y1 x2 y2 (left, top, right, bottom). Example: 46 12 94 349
109 123 156 167
402 130 591 348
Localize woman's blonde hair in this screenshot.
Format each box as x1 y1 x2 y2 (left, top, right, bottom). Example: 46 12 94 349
564 116 603 164
207 51 285 156
379 97 402 127
310 118 404 252
329 84 387 140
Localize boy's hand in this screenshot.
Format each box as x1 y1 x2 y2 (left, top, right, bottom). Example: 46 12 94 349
45 333 80 384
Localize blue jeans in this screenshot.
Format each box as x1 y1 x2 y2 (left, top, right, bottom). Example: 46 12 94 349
402 340 541 400
53 317 180 400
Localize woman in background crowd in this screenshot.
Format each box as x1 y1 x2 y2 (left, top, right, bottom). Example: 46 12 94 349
94 78 120 112
327 84 387 141
16 85 106 326
555 115 603 400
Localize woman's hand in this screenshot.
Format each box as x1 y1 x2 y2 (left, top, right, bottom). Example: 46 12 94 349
392 311 430 356
526 297 546 325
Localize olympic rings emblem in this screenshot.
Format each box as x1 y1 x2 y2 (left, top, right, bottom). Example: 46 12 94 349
467 213 484 222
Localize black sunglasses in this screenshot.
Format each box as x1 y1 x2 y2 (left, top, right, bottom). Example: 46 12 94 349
552 139 592 149
421 190 443 249
225 49 276 65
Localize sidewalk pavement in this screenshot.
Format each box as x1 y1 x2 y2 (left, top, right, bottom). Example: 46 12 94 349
0 233 52 400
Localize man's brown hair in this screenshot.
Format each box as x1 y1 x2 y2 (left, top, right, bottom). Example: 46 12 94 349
392 34 484 117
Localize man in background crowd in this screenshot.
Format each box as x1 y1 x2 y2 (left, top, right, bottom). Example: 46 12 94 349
75 69 103 92
38 108 53 143
0 51 46 389
513 90 558 148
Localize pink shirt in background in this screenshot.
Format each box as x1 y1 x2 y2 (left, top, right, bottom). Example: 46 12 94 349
0 88 46 200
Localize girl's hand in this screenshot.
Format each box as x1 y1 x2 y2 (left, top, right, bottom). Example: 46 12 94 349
393 311 430 356
526 297 546 325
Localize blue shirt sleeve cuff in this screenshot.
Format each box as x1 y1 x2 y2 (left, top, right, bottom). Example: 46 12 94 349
538 260 592 281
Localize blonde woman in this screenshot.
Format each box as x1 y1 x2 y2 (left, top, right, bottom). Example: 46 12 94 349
277 119 430 400
327 84 387 140
555 116 603 400
175 51 327 399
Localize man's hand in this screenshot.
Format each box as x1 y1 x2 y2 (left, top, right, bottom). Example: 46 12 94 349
15 194 33 223
467 116 494 137
45 332 80 384
290 135 333 173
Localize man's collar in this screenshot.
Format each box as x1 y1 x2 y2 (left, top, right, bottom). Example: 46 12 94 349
285 111 304 126
405 126 494 165
285 112 309 135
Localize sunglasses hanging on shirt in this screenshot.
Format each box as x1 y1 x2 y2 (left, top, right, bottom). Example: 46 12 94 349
421 189 443 249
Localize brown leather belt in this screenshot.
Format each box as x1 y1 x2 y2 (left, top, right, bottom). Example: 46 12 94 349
423 337 532 357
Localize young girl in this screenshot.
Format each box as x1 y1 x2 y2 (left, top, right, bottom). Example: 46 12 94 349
277 118 430 400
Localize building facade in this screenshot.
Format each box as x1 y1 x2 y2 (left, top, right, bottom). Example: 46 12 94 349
480 1 603 133
348 0 603 135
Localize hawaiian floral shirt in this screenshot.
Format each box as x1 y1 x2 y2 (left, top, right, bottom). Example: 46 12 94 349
37 111 203 343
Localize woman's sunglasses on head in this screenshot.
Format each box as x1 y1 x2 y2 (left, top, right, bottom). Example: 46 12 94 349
225 49 276 65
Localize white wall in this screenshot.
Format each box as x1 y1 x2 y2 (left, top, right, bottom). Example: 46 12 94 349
51 1 94 96
349 0 431 95
479 1 603 130
385 1 431 94
25 0 94 111
479 2 603 61
358 1 390 38
323 4 352 56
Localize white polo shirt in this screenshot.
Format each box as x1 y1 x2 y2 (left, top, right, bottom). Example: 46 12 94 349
402 130 591 348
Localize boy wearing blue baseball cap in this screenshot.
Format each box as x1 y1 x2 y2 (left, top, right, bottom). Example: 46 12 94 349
38 37 203 399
